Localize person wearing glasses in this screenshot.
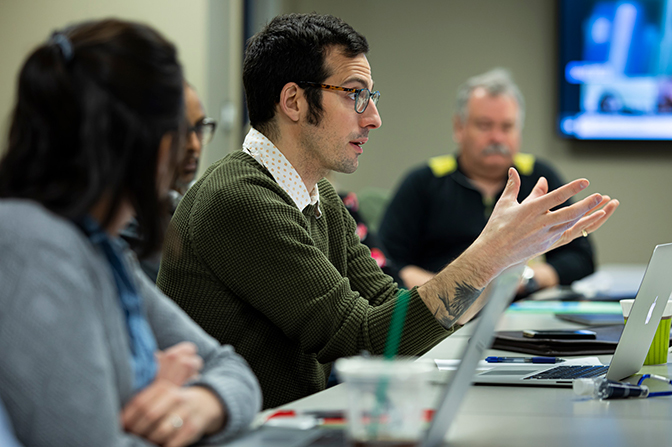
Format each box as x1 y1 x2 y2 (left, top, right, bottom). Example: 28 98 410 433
121 82 216 282
0 19 260 446
157 13 617 409
172 83 216 201
379 69 596 297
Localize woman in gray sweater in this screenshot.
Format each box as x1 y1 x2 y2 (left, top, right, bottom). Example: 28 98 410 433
0 19 261 447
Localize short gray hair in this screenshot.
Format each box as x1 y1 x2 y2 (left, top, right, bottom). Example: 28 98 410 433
455 68 525 128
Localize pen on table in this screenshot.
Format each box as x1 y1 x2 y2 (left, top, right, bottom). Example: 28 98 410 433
267 410 345 421
267 409 435 422
264 410 344 430
485 356 564 364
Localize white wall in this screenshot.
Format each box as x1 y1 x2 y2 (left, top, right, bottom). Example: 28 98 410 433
0 0 212 135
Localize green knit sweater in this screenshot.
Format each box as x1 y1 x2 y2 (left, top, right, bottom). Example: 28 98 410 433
157 151 456 409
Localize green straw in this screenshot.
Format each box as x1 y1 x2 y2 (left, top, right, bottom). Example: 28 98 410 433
384 288 411 359
368 289 412 439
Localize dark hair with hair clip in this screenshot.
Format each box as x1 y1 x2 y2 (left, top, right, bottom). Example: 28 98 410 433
0 19 184 256
243 13 368 138
49 32 74 62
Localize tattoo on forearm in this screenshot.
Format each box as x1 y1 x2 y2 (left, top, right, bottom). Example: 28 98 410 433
434 282 483 329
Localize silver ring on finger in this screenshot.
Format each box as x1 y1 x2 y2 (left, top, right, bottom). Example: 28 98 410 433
170 414 183 430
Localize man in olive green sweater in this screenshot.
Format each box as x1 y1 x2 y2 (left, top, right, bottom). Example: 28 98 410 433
157 13 618 409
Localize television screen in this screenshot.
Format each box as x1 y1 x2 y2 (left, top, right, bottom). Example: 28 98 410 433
559 0 672 139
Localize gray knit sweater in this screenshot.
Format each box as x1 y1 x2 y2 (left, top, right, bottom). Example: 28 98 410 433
0 200 261 446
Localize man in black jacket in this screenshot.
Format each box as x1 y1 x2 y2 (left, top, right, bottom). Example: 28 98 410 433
380 68 595 296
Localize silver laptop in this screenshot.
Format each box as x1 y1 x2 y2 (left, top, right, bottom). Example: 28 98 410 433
420 264 524 447
224 265 524 447
474 243 672 387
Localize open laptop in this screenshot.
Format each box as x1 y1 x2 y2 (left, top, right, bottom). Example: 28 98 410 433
474 243 672 387
420 264 524 447
225 264 525 447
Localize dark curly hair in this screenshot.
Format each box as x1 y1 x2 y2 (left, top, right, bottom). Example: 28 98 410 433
243 13 368 138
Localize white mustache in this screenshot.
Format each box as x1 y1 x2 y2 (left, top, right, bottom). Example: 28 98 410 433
482 144 510 156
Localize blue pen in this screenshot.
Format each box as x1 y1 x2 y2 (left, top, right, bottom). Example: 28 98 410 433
485 356 563 364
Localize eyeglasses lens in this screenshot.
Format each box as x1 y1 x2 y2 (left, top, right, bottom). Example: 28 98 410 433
204 123 216 145
355 90 369 113
355 90 380 114
371 91 380 107
190 122 216 145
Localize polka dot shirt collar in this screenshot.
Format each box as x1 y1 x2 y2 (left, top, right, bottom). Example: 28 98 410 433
242 128 321 216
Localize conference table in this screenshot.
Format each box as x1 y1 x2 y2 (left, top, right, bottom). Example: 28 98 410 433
270 303 672 447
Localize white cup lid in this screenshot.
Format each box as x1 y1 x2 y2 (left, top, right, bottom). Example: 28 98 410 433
335 356 434 380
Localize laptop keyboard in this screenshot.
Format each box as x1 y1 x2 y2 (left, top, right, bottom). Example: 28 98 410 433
525 365 609 380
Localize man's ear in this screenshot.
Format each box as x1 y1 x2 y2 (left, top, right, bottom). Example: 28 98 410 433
452 114 464 144
278 82 302 122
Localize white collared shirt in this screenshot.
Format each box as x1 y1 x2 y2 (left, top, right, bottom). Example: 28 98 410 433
242 128 321 217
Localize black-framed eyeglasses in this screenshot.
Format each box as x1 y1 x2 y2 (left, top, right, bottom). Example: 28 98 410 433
187 117 217 145
297 81 380 114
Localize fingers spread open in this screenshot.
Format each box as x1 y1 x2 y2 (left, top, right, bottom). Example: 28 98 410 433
522 176 549 204
585 195 611 216
498 168 522 205
531 178 590 212
583 199 619 234
545 193 603 226
548 209 607 251
544 197 618 253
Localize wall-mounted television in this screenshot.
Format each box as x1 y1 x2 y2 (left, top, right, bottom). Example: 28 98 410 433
559 0 672 140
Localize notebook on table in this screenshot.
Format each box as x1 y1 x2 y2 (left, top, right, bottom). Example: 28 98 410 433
474 243 672 387
490 323 624 356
